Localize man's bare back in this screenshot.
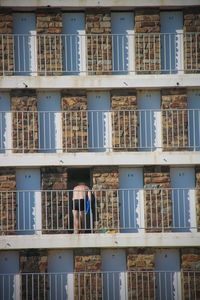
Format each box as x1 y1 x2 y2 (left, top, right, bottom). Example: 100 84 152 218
73 184 92 202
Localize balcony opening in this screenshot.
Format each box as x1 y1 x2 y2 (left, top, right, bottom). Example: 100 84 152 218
67 168 93 233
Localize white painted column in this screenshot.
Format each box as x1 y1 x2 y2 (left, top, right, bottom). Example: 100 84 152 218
34 191 42 235
5 112 12 153
29 30 37 76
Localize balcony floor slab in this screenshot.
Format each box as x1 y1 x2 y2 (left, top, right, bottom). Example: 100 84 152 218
1 232 200 250
1 151 200 167
0 74 200 91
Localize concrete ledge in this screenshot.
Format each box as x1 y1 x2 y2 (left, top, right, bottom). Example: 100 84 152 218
0 151 200 167
1 232 200 250
0 74 200 90
0 0 199 9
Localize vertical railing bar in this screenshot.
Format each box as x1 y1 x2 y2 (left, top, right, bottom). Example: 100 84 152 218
56 191 58 230
51 191 53 230
81 111 83 149
0 192 2 232
26 274 28 300
136 272 138 300
12 192 14 230
139 111 142 149
178 189 180 229
182 110 185 147
44 35 47 75
150 110 153 150
169 34 172 73
123 111 126 148
2 35 5 75
29 191 31 231
17 191 20 231
161 189 164 232
183 189 186 229
38 274 40 300
148 34 150 71
156 191 158 229
6 192 8 231
193 109 196 150
172 110 174 148
76 112 78 149
123 190 125 229
23 192 25 231
150 189 153 229
133 190 136 229
62 191 64 230
23 36 26 72
70 112 73 149
143 35 145 72
97 111 99 149
166 110 169 148
122 35 125 71
27 112 30 150
118 111 120 148
145 110 147 148
117 35 119 71
164 272 167 300
49 36 52 72
7 35 10 73
101 35 103 72
32 274 34 300
128 111 131 148
177 110 179 148
55 35 58 72
49 112 51 150
17 35 20 73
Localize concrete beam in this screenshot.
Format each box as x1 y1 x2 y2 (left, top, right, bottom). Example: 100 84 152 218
0 74 200 91
1 233 200 250
0 0 199 9
1 151 200 167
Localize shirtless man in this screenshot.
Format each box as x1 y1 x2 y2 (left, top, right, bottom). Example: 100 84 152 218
72 183 92 234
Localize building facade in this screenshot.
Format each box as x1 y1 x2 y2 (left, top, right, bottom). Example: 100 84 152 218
0 0 200 299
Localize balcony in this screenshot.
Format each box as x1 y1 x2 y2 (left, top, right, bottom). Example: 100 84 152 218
0 188 199 235
0 270 199 299
0 109 199 153
0 32 199 76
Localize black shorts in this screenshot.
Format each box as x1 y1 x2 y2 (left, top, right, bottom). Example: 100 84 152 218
73 199 85 211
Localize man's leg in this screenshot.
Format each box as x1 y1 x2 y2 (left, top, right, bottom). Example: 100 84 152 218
80 211 85 233
73 210 79 234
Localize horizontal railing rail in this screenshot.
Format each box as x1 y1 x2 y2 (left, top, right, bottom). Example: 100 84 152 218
0 32 199 75
0 188 199 234
0 271 199 300
0 109 199 152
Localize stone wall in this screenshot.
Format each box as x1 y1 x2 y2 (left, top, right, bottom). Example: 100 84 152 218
0 168 16 235
111 90 137 151
181 248 200 300
0 12 13 75
61 91 88 152
183 8 200 73
20 249 48 300
92 166 119 232
11 90 38 153
144 166 171 232
86 12 112 74
196 167 200 232
161 89 188 151
74 249 102 300
36 12 62 75
135 9 161 74
127 248 155 299
41 167 69 233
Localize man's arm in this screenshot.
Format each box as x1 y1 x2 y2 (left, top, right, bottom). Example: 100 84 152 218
87 187 92 202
